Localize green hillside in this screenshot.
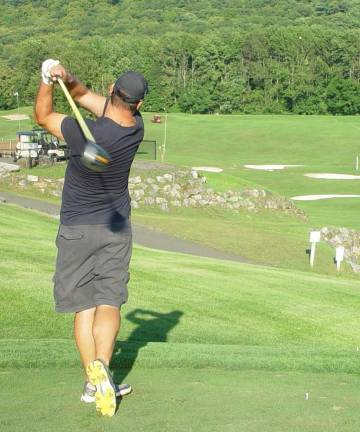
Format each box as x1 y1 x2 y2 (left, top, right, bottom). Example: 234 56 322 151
2 0 360 40
2 1 360 114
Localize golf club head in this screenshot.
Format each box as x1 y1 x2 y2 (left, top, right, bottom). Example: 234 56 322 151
81 140 111 172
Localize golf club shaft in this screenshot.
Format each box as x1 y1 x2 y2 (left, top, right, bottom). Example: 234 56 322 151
56 77 95 142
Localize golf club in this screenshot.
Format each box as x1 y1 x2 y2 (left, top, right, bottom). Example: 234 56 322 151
56 77 111 172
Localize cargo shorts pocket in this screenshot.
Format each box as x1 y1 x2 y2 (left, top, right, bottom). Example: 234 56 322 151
56 225 84 246
59 226 84 240
55 225 86 277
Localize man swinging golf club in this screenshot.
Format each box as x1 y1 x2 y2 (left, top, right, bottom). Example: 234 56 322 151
34 59 148 417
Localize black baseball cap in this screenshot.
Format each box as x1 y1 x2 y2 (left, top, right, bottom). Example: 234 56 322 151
113 71 148 103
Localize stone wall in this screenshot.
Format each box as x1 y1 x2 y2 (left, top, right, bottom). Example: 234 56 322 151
0 163 306 218
129 169 306 218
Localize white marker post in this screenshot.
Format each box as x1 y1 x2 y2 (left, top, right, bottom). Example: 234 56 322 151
356 156 359 171
335 246 345 272
161 108 167 162
309 231 321 267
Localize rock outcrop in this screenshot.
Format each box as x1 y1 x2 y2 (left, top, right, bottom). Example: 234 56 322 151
0 162 19 176
320 227 360 273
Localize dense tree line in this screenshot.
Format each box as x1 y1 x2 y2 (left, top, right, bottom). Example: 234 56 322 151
2 0 360 114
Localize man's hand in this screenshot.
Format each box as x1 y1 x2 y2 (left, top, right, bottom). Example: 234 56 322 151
49 64 70 83
42 59 73 85
41 59 60 85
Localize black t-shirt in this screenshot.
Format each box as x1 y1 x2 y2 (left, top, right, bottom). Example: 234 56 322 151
60 111 144 225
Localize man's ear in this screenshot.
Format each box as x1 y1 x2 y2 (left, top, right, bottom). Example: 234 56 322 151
136 100 143 110
109 83 114 95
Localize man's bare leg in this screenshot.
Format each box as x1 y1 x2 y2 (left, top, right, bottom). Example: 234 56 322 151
83 305 121 416
93 305 121 365
74 307 96 374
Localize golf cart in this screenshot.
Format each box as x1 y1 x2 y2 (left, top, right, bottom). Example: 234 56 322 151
13 131 41 162
13 130 68 165
36 129 68 162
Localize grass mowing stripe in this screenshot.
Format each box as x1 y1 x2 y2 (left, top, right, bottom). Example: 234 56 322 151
1 340 360 374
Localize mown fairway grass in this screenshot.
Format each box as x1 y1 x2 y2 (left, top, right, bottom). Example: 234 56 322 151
133 206 355 277
2 204 360 431
144 113 360 227
0 106 35 139
147 114 360 168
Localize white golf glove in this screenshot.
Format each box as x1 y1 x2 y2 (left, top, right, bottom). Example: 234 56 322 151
41 59 59 85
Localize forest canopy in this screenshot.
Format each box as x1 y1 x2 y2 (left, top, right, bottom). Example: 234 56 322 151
1 0 360 114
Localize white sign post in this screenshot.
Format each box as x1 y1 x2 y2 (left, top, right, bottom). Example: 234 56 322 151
161 108 167 162
335 246 345 272
309 231 321 267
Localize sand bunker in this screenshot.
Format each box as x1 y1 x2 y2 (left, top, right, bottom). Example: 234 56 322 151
291 194 360 201
244 164 303 171
192 166 223 173
305 173 360 180
1 114 30 121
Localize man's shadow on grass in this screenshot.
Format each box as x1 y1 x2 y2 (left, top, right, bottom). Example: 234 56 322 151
110 309 183 385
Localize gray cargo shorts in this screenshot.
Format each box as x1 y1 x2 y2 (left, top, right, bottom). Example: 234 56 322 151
53 220 132 313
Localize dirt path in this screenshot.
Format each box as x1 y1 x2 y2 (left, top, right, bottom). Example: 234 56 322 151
0 191 249 264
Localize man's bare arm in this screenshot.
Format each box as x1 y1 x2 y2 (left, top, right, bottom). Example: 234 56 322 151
50 65 106 117
34 82 66 140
